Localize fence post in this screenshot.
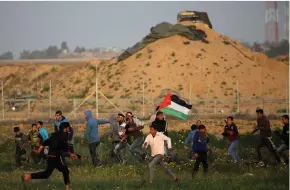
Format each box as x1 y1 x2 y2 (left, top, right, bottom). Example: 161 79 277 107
1 80 4 119
73 99 76 118
214 100 217 114
237 80 240 114
96 63 99 118
189 80 192 104
28 99 30 119
49 80 51 119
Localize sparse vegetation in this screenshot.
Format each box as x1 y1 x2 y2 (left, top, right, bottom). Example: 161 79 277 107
43 86 49 92
89 65 96 71
221 81 227 85
51 67 57 72
135 53 142 59
172 60 178 64
213 62 219 66
146 62 150 67
183 41 190 45
171 52 176 57
73 78 81 84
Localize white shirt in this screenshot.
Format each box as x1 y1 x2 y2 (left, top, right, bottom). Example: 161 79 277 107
142 132 172 157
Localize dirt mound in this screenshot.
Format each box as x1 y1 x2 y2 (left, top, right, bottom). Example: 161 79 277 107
0 22 288 117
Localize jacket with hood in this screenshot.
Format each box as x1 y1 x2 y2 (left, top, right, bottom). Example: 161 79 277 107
54 116 69 132
82 110 110 143
39 127 49 143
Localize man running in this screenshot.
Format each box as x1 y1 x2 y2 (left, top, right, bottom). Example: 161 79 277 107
251 109 281 166
22 122 77 190
142 124 179 184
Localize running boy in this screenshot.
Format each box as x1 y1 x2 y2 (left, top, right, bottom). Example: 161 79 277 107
192 125 209 177
142 125 179 184
223 116 240 163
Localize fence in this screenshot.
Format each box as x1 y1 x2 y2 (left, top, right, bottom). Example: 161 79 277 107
0 96 288 121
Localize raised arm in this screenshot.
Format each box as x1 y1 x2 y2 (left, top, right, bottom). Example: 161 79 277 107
97 119 110 125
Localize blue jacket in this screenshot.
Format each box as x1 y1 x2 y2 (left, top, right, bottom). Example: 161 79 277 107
192 132 209 153
39 127 49 142
184 130 197 145
54 116 69 132
82 110 110 143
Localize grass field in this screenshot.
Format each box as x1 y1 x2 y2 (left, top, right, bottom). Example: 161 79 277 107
0 129 288 190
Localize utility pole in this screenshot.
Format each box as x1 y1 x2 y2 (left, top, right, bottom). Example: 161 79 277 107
49 80 52 118
95 63 98 118
1 80 4 119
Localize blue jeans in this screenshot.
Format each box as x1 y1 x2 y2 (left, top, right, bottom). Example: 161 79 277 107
228 140 240 161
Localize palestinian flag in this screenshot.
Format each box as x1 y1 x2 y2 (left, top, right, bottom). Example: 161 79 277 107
158 94 192 120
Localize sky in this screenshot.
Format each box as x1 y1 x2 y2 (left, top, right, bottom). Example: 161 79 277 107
0 1 288 58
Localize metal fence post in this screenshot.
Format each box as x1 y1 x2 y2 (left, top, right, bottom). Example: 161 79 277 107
28 99 30 119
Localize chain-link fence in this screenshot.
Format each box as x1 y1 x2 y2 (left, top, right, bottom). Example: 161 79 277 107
0 96 288 121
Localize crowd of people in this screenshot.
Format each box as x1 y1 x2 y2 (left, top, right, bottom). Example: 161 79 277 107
11 108 288 190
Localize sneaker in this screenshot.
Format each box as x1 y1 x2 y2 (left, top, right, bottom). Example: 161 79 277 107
256 161 265 167
174 177 180 183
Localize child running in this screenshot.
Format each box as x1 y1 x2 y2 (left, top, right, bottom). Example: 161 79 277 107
142 125 179 184
223 116 240 163
192 125 209 178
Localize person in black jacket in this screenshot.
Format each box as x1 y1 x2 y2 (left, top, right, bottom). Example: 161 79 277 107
151 111 168 136
22 122 77 190
275 115 289 165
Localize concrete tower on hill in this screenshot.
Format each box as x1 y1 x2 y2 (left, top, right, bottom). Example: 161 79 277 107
177 10 212 29
284 1 289 40
265 1 279 43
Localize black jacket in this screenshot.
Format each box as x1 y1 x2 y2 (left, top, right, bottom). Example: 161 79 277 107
151 119 168 136
277 123 289 145
42 131 70 157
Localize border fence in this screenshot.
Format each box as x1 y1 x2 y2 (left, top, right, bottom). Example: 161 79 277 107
0 97 288 122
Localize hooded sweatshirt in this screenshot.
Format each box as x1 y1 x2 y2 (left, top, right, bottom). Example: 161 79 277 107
82 110 110 143
54 116 69 132
192 131 209 153
39 127 49 143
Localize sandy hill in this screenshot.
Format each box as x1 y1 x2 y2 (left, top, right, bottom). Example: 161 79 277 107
0 23 288 117
95 23 288 108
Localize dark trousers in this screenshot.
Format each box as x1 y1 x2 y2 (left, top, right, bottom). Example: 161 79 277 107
89 141 100 167
15 147 26 165
277 144 289 165
256 137 281 163
193 151 208 175
31 156 70 185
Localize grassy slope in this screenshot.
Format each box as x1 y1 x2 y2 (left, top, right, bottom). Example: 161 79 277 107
0 130 288 190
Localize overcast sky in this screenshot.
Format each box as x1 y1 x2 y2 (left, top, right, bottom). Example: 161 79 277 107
0 1 288 58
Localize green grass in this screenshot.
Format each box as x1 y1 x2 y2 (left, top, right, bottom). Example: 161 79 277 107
0 131 288 190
